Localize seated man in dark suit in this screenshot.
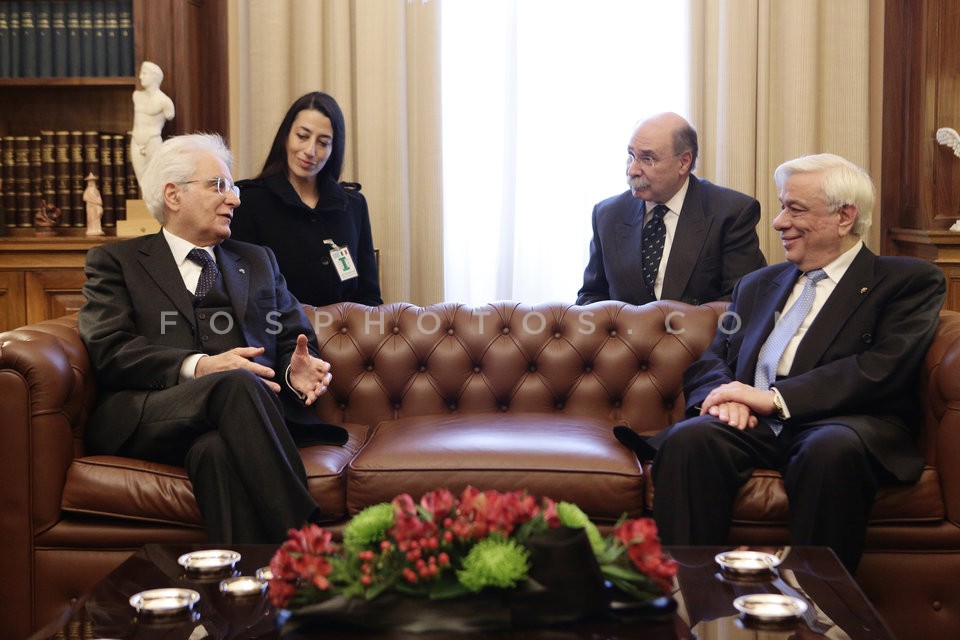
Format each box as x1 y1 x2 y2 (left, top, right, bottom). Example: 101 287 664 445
78 133 347 544
577 112 766 306
617 153 946 572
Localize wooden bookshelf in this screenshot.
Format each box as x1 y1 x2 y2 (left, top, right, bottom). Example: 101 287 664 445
0 0 228 138
0 0 227 328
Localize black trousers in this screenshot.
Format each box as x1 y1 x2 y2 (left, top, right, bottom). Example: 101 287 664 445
116 369 319 544
650 415 880 573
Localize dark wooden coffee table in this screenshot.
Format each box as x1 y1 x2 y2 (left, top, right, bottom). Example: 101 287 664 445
30 544 895 639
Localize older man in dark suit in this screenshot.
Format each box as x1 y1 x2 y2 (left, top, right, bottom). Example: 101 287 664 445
577 112 766 306
78 133 346 544
617 153 946 572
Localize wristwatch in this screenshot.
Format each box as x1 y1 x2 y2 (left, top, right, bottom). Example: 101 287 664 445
771 388 787 420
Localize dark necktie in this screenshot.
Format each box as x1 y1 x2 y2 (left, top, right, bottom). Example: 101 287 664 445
187 248 219 299
642 204 668 298
753 268 828 435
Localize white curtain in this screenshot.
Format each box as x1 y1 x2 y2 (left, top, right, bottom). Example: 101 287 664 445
690 0 881 260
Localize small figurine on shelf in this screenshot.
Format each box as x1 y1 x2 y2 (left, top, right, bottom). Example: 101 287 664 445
34 200 62 236
84 173 105 236
131 61 176 188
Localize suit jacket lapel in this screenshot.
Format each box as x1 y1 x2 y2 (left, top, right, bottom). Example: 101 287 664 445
661 177 709 301
614 198 649 304
216 244 250 329
789 246 878 374
136 232 196 327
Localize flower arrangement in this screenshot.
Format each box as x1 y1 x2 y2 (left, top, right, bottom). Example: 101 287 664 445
267 486 677 627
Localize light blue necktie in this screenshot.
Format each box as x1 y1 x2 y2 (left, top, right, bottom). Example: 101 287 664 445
754 269 828 434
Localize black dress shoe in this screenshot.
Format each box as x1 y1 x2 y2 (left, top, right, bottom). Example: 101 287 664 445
613 425 658 461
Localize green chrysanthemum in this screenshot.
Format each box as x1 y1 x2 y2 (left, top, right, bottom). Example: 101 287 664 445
457 537 530 592
556 502 605 556
343 502 395 552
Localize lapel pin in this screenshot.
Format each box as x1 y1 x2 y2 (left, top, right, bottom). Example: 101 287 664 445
239 268 246 274
859 287 868 294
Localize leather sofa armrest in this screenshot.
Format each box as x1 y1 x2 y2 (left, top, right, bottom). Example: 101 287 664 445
0 315 92 539
924 310 960 526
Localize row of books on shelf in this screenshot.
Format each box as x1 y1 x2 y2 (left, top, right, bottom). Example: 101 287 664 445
0 0 134 78
0 130 138 230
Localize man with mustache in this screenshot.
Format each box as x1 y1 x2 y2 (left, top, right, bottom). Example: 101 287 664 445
577 112 766 306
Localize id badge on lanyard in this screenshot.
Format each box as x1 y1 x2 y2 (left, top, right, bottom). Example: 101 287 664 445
323 239 358 281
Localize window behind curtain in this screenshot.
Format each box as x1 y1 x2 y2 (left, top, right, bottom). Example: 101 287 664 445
441 0 691 305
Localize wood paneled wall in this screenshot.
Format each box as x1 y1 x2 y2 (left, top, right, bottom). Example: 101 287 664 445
882 0 960 243
884 0 960 311
136 0 229 140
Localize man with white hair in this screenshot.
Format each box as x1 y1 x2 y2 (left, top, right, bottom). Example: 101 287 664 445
617 153 946 572
79 133 346 543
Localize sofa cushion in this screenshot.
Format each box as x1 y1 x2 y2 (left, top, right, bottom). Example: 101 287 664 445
60 422 369 527
61 456 203 527
346 412 643 523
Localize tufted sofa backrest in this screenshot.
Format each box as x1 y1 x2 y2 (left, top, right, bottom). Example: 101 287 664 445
306 300 728 433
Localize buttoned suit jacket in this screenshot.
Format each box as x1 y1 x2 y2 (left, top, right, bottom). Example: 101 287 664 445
679 246 946 482
79 231 344 454
576 176 766 306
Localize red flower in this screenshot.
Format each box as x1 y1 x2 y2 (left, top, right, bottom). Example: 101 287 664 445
390 493 439 544
457 487 547 539
267 525 338 608
539 497 560 527
420 488 456 521
613 518 677 591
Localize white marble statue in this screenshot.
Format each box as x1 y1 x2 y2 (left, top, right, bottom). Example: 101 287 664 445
131 61 175 188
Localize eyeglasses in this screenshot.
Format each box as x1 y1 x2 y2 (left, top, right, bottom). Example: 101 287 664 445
626 152 682 169
180 177 240 198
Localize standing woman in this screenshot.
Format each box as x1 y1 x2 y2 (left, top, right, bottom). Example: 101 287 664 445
232 92 382 306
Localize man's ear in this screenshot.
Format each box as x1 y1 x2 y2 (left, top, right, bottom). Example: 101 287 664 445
163 183 180 210
837 203 858 235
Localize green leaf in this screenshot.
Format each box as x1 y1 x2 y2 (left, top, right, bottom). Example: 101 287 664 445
394 581 430 597
428 580 471 600
600 564 651 584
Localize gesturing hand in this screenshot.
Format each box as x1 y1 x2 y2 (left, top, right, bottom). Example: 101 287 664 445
288 334 333 406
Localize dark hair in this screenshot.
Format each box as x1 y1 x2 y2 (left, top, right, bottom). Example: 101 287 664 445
256 91 346 182
673 121 699 172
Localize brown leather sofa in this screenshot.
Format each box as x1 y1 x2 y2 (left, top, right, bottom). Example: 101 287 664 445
2 300 959 639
